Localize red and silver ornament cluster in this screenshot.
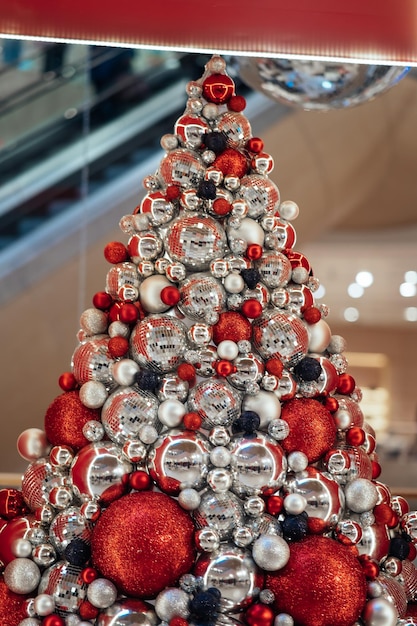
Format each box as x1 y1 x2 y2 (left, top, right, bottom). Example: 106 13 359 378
2 56 417 626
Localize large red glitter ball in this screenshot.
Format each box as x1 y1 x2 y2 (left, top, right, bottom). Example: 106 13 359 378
0 575 30 626
212 312 252 345
266 536 367 626
213 148 248 177
44 391 100 451
91 491 196 598
280 398 336 463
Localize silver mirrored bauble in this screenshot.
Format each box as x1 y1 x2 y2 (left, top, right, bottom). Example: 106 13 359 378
101 386 159 445
157 373 189 402
32 543 57 568
229 434 287 496
175 114 209 149
193 490 245 540
287 467 345 530
324 446 372 485
178 273 226 320
105 262 140 302
195 544 262 612
188 380 241 428
252 310 308 367
400 512 417 541
22 458 65 510
130 315 188 373
196 527 221 552
334 396 364 430
256 251 292 288
4 557 41 594
139 191 176 226
356 522 391 562
377 573 407 620
233 526 254 548
147 430 210 492
83 419 105 441
238 175 280 219
39 561 87 616
70 442 132 501
397 559 417 601
97 597 157 626
49 506 92 554
227 353 264 390
237 57 409 110
244 495 266 517
72 336 115 386
188 323 213 346
165 215 227 271
247 513 283 538
268 419 290 441
159 148 205 189
209 427 231 447
207 468 233 492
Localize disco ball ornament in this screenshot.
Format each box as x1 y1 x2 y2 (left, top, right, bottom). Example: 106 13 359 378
4 55 414 626
237 57 409 110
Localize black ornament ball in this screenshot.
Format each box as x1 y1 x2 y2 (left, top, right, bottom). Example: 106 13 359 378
203 131 228 154
389 536 410 560
64 538 91 566
135 370 160 391
282 513 309 541
197 180 217 200
241 268 261 289
294 357 322 382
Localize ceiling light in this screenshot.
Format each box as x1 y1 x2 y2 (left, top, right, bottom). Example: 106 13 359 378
404 270 417 284
348 283 364 298
344 307 359 322
399 282 417 297
404 307 417 322
355 271 374 287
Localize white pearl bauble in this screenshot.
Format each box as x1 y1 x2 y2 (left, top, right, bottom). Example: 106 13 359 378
87 578 117 608
287 450 309 472
228 217 265 246
291 266 309 285
80 308 108 336
202 103 219 120
33 594 55 616
252 534 290 571
224 273 245 294
108 321 130 338
242 390 281 429
284 493 307 515
210 446 231 468
362 597 398 626
19 620 41 626
139 274 172 313
111 359 139 386
4 558 41 594
139 424 158 444
79 380 108 409
279 200 299 221
155 587 190 621
17 428 48 461
217 340 239 361
307 319 332 353
158 399 186 427
178 488 201 511
275 615 294 626
345 478 378 513
11 538 32 558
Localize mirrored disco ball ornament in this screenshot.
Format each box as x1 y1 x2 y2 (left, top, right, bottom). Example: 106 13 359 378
130 314 188 372
38 561 87 615
193 490 245 540
178 273 226 320
97 598 157 626
165 215 227 270
188 380 241 428
49 505 92 553
101 386 159 445
237 57 409 110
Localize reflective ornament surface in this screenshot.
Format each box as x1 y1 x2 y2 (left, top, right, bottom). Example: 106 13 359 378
130 315 188 372
237 57 409 110
39 561 87 616
159 148 205 188
252 310 308 366
229 434 287 496
238 175 280 218
97 598 157 626
49 506 92 553
101 386 159 445
188 380 241 428
193 490 245 540
165 215 227 270
72 337 114 386
256 251 292 288
179 273 226 320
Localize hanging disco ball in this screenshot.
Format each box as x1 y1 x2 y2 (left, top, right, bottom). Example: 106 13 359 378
237 57 409 110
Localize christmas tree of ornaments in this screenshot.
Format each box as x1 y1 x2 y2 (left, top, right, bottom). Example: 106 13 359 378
2 55 417 626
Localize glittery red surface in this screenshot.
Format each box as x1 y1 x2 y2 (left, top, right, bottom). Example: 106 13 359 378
212 312 252 345
266 536 367 626
281 398 336 463
213 148 248 177
0 576 31 626
44 391 100 450
91 491 196 598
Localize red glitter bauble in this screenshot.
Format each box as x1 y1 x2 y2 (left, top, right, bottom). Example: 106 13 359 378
0 576 30 626
280 398 336 463
212 312 252 345
0 488 29 520
228 94 246 111
91 491 196 598
266 536 367 626
213 198 232 216
183 412 202 430
303 306 322 324
245 603 275 626
265 358 284 378
202 73 235 103
104 241 128 264
58 371 77 391
79 600 99 620
213 148 248 177
177 363 196 385
108 336 129 358
44 391 100 451
166 185 181 200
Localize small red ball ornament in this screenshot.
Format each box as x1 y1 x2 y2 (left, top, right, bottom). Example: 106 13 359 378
202 73 235 103
214 360 236 377
358 555 380 580
129 470 152 491
266 495 284 516
44 391 100 451
373 503 399 528
246 244 263 260
177 363 197 385
213 198 232 216
323 396 339 413
212 312 252 345
166 185 181 200
81 567 99 584
371 460 382 479
245 603 275 626
58 371 77 391
109 301 123 322
408 544 417 562
93 291 113 310
91 491 196 598
246 137 264 153
303 306 322 324
104 241 128 264
241 299 263 319
337 373 356 395
228 94 246 111
119 302 139 324
79 601 99 620
0 488 28 519
161 286 181 306
280 398 337 463
42 616 65 626
266 536 367 626
265 358 284 378
346 427 366 447
183 412 202 430
108 336 129 358
170 618 189 626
